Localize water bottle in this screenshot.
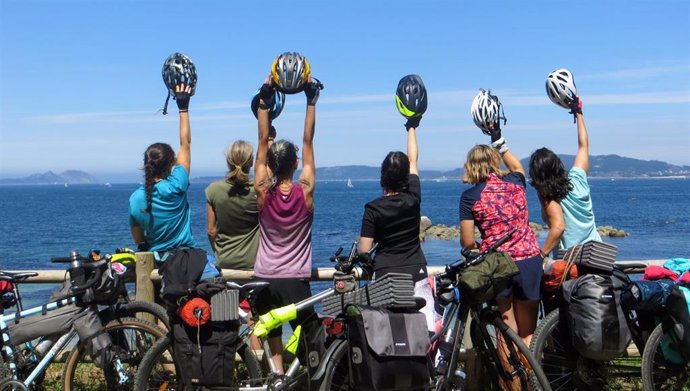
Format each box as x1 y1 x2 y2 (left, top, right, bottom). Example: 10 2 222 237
69 251 86 288
34 338 54 356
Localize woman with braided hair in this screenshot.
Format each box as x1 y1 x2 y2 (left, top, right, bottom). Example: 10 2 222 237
205 140 260 270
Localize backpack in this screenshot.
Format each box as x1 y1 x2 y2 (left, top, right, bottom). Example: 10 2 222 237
561 271 631 361
458 251 519 303
346 305 430 391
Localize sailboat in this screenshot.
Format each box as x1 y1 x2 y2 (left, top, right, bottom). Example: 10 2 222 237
347 178 354 188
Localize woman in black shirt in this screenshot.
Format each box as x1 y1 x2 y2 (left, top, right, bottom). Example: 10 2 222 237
358 117 437 333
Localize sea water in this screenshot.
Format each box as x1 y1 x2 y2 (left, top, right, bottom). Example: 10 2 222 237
1 178 688 305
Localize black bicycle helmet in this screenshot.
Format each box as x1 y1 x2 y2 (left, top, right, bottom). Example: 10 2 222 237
396 74 428 118
251 89 285 120
271 52 311 94
162 53 197 96
161 53 197 114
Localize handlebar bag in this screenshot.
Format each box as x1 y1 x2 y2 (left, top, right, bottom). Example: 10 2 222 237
458 251 519 304
346 305 430 390
171 317 239 387
561 271 631 360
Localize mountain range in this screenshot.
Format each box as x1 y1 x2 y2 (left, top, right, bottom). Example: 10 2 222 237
1 155 688 185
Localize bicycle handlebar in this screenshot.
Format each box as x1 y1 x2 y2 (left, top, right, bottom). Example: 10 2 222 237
70 260 107 292
330 242 377 275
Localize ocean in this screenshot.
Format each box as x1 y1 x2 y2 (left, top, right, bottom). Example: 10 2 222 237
1 178 688 305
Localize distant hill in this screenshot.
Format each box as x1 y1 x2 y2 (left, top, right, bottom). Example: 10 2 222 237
3 155 689 185
519 154 690 178
0 170 97 185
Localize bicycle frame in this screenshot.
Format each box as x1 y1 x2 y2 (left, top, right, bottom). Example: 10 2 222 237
249 287 337 384
1 297 77 386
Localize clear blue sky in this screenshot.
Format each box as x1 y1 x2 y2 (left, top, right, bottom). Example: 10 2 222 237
1 0 688 182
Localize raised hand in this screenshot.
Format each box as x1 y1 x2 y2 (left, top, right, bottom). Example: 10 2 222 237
175 84 192 112
304 77 324 106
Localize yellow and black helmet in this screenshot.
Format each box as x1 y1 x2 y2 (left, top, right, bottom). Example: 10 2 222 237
271 52 311 94
395 74 427 118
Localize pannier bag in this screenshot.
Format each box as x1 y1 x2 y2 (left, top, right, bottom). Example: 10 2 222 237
346 305 430 391
458 251 519 303
171 318 239 387
620 279 675 312
663 285 690 359
561 271 631 360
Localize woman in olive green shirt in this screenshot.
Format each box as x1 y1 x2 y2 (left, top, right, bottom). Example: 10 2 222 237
205 140 260 270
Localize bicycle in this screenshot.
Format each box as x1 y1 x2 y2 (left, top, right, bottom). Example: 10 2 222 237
1 250 168 391
641 316 690 390
317 229 552 391
134 244 377 391
529 260 670 390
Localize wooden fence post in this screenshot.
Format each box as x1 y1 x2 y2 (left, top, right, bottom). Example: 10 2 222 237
135 252 155 323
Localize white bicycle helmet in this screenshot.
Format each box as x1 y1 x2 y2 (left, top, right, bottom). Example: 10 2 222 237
545 68 577 109
470 89 504 134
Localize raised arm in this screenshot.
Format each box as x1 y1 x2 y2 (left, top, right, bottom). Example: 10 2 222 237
489 124 524 175
254 80 274 208
407 125 419 175
174 84 192 174
572 112 589 173
299 79 322 211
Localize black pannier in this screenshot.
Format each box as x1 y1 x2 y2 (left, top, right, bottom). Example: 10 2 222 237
346 305 430 390
561 271 631 360
171 318 239 387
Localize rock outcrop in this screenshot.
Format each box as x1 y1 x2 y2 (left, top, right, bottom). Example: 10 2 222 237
420 216 628 241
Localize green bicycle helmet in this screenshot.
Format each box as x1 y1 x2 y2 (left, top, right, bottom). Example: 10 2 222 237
395 74 427 118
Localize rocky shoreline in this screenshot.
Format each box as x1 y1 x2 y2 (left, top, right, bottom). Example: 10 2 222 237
420 216 628 241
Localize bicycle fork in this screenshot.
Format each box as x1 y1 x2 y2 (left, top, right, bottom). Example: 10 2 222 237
435 303 470 388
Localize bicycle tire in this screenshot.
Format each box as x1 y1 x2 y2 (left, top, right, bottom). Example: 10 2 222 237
531 308 645 390
472 315 551 391
319 339 349 391
641 322 690 391
115 300 170 329
133 335 263 391
62 316 166 391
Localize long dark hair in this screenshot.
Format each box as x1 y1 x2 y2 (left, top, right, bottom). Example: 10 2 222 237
528 147 572 202
267 140 298 183
143 143 175 215
380 151 409 193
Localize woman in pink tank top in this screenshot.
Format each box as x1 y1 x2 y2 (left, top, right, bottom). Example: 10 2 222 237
252 74 324 373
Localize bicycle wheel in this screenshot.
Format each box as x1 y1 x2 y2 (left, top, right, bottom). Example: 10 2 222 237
530 308 642 390
134 335 262 391
115 300 170 329
641 322 690 391
319 339 349 391
62 317 165 391
471 315 550 391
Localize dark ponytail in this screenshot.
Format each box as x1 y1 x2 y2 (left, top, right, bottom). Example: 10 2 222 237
142 143 176 217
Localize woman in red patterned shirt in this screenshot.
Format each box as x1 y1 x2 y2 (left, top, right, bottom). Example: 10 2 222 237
462 91 542 346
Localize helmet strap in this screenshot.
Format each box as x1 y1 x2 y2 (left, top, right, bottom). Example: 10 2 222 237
161 93 171 115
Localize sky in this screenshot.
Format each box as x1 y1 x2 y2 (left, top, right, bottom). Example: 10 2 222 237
1 0 689 183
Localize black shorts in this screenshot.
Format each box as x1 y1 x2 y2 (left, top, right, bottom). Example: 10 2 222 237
252 278 317 338
499 254 543 301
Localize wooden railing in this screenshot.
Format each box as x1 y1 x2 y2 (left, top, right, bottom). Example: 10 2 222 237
7 252 669 304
